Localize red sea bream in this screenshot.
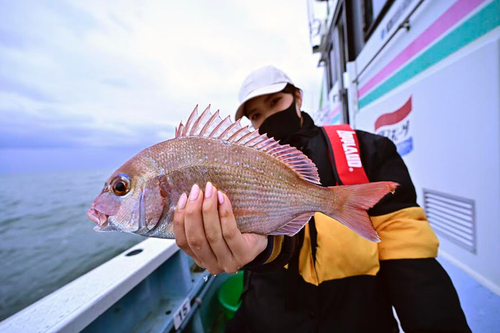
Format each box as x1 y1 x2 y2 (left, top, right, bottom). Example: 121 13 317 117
87 106 397 241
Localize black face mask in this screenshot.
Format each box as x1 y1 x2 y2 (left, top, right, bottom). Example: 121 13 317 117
258 98 301 143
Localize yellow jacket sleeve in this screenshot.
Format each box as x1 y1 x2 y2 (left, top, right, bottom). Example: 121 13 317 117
371 207 439 260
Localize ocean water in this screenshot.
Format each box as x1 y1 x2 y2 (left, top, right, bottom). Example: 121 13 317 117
0 149 147 321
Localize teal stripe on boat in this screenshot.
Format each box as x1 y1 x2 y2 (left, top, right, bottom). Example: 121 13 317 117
359 0 500 109
330 113 341 124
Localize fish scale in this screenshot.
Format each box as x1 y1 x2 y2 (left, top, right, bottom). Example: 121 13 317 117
143 137 315 234
88 106 398 242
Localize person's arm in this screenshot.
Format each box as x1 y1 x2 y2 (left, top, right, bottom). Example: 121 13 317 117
380 258 470 332
357 130 439 259
358 131 471 332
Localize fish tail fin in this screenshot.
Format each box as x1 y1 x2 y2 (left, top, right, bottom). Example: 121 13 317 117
321 181 399 242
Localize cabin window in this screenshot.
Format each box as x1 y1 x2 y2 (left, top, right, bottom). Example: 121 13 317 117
363 0 394 38
326 44 338 91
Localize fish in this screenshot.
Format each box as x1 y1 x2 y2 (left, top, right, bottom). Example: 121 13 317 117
87 105 398 242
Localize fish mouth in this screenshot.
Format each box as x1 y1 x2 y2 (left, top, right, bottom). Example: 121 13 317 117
87 204 109 228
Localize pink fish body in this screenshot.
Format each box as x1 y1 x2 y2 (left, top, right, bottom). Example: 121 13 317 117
87 106 397 241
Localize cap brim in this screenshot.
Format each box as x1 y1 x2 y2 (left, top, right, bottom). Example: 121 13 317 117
235 82 288 120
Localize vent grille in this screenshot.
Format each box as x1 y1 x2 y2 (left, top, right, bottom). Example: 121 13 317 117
423 189 476 253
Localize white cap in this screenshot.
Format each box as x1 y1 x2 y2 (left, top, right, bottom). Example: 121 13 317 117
235 65 294 120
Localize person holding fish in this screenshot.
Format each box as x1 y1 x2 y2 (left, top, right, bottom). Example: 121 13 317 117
87 66 470 331
172 66 471 332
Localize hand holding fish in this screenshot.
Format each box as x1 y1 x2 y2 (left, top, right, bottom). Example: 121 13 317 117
173 182 267 275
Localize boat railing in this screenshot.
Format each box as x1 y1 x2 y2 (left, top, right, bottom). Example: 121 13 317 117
0 238 224 333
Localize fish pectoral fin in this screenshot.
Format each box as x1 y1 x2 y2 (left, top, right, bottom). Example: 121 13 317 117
143 177 167 230
268 213 314 237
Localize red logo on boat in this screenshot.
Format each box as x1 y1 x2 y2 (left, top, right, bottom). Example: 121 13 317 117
374 96 413 156
374 97 412 131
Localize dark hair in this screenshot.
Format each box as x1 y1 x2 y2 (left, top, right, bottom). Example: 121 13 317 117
281 83 302 97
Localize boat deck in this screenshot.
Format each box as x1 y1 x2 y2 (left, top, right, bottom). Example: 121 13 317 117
437 256 500 333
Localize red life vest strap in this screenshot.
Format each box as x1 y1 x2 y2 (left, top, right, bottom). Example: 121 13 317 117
321 124 369 185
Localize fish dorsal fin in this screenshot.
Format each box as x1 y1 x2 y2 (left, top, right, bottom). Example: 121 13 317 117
182 105 198 136
176 105 321 185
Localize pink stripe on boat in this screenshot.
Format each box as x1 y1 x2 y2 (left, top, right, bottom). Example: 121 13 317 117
358 0 485 98
324 105 340 123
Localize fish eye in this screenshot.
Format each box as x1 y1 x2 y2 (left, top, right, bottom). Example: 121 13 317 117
110 175 131 196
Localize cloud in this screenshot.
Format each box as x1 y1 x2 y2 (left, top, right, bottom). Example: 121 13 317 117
0 0 323 149
0 108 174 149
0 76 56 103
0 28 26 50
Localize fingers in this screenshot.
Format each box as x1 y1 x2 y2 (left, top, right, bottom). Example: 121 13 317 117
173 192 201 265
218 191 267 268
174 184 267 274
184 184 221 274
202 182 237 272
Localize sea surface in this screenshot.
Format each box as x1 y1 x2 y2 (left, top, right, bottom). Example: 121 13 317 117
0 148 147 321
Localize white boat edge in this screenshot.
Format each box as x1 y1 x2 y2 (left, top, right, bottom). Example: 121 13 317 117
0 238 179 333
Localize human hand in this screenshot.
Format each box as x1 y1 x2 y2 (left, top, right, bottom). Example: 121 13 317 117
173 182 268 275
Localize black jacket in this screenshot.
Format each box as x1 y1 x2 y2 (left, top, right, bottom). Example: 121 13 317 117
226 112 470 333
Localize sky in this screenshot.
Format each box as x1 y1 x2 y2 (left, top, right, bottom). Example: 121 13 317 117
0 0 325 150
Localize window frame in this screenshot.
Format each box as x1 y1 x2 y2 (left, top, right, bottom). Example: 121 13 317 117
362 0 395 40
